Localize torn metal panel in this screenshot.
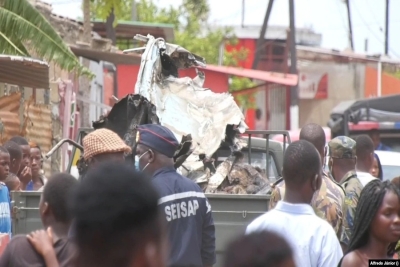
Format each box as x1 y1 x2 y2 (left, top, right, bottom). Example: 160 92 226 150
130 34 248 157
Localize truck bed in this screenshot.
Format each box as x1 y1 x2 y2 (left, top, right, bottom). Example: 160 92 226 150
11 191 270 267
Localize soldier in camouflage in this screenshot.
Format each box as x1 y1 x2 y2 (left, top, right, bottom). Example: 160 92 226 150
328 136 363 249
269 124 346 240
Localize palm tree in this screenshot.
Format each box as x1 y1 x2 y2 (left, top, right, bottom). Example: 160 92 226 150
0 0 91 76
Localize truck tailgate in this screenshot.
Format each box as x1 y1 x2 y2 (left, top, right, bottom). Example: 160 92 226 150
206 193 270 267
11 191 42 236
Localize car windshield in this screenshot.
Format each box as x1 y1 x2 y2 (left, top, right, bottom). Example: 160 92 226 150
382 165 400 181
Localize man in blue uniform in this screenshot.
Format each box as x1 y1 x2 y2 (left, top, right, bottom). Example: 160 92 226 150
136 124 216 267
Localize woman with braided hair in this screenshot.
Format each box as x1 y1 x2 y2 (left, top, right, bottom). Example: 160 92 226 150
339 179 400 266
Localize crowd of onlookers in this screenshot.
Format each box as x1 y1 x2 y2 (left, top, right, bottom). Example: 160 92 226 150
0 124 398 267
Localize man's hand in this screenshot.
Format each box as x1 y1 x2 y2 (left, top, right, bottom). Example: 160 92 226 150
19 166 32 185
27 227 54 256
27 227 59 267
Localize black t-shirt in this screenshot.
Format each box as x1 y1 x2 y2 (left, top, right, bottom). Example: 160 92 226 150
0 235 76 267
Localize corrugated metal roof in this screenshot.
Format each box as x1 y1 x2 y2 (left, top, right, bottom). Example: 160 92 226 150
201 65 298 86
0 111 21 144
0 93 22 143
23 100 52 176
0 55 49 89
0 93 53 175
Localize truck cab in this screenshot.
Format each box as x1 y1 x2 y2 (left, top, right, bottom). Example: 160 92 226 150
328 94 400 152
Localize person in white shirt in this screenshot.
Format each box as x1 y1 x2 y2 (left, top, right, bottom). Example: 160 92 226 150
355 135 377 187
246 140 343 267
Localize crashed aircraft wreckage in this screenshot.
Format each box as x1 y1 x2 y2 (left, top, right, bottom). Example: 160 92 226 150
71 34 271 194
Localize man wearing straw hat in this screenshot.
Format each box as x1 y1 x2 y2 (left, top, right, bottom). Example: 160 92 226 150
68 128 131 238
81 128 132 172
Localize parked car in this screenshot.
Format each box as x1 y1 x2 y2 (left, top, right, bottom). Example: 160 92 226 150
375 150 400 181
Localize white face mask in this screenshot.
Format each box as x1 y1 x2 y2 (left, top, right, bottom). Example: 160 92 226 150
135 150 150 172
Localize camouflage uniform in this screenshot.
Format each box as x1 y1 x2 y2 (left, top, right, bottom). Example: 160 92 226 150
328 136 363 246
269 170 346 239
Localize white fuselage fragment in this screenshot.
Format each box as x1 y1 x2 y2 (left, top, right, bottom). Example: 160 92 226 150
134 35 248 157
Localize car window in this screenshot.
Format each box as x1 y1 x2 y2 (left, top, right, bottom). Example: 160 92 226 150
382 165 400 181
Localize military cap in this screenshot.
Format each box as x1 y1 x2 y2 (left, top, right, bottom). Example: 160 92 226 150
328 136 356 159
137 124 179 158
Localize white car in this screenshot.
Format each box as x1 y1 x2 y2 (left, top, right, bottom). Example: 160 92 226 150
375 150 400 181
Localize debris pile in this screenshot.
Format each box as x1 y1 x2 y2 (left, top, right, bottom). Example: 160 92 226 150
180 152 271 195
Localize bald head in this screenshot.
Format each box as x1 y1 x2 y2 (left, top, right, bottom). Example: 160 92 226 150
299 123 326 154
283 140 321 187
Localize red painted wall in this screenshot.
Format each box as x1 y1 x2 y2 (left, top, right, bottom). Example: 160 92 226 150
364 66 400 97
225 38 256 69
117 65 140 98
179 68 229 93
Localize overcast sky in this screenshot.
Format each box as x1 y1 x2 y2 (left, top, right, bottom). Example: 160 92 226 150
45 0 400 58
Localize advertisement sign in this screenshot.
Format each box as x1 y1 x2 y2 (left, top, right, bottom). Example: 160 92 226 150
298 72 328 99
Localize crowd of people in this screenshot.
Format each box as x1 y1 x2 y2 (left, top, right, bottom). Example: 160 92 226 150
0 123 397 267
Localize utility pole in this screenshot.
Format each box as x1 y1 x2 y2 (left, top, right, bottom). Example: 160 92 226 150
80 0 92 128
131 0 137 21
288 0 298 130
241 0 245 28
345 0 354 50
252 0 274 69
384 0 389 55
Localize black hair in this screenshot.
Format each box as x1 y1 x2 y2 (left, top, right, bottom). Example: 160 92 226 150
224 231 293 267
9 136 29 146
283 140 321 186
72 162 161 267
356 135 374 161
5 173 19 191
0 146 9 154
299 123 326 153
374 153 383 180
369 129 380 136
4 141 22 160
347 180 400 255
43 172 78 223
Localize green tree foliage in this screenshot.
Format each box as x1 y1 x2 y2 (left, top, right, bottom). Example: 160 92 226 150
91 0 257 107
0 0 92 78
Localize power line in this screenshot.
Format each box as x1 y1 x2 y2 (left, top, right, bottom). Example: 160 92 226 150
334 0 349 34
352 0 400 58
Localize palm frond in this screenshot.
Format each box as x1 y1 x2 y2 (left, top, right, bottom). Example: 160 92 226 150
0 0 93 77
0 31 27 55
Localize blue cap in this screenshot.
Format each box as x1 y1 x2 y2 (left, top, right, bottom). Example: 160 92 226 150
137 124 179 158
